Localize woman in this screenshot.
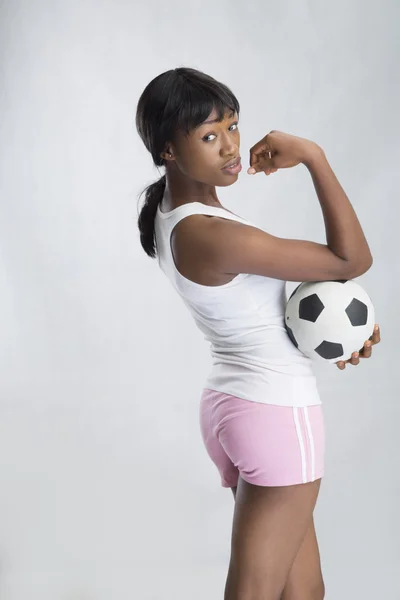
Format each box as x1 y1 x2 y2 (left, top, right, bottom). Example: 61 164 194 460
135 67 380 600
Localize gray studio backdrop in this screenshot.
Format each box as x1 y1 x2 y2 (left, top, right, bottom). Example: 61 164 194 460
0 1 398 598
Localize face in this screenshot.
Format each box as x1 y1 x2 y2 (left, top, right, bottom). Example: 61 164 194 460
163 107 241 187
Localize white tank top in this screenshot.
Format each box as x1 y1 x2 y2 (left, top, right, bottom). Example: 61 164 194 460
154 198 321 407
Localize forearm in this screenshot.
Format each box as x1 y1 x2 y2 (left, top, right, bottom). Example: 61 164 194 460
303 147 373 270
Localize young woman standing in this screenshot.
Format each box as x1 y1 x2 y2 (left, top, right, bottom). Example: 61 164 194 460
136 67 380 600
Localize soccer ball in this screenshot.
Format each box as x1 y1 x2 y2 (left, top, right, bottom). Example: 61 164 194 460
285 280 375 363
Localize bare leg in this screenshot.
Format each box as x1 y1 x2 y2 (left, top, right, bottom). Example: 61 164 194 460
280 518 325 600
230 485 325 600
224 476 322 600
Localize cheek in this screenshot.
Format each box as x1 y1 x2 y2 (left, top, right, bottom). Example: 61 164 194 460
175 146 199 173
188 147 215 171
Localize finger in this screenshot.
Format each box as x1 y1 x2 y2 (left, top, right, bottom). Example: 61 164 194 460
349 352 360 366
248 145 265 167
372 324 381 344
360 340 372 358
248 148 265 171
360 325 380 353
264 167 278 176
336 361 346 370
249 138 272 164
367 324 380 344
343 353 359 367
248 155 260 174
248 147 273 174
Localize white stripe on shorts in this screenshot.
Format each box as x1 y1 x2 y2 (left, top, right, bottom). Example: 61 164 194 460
293 407 307 483
303 406 316 481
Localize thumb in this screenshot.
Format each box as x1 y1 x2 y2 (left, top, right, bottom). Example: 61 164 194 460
248 150 261 174
248 158 261 175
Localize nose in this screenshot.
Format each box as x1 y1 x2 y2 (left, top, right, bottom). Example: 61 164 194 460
220 135 238 157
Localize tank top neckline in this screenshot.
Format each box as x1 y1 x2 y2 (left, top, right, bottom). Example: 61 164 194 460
157 200 242 220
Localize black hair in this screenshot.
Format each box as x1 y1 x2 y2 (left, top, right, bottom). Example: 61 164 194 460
135 67 240 258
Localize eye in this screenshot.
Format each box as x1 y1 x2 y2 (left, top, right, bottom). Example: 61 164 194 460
202 121 239 142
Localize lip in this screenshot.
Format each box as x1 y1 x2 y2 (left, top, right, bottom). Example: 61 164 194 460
222 156 241 169
221 157 242 175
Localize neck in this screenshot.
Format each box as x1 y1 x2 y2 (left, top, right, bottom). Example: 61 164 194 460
163 166 221 210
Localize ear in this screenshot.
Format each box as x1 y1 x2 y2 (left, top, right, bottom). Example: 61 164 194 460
160 149 174 161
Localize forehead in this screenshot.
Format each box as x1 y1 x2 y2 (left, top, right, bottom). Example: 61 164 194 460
201 107 236 125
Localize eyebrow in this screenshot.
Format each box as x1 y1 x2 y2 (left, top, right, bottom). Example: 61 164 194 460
199 110 235 127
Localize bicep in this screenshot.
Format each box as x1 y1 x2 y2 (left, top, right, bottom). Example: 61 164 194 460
204 219 364 282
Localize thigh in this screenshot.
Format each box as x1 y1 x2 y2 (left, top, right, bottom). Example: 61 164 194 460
230 486 324 599
226 476 322 600
281 517 325 600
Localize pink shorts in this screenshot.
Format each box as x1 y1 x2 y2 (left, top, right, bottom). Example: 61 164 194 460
199 388 325 488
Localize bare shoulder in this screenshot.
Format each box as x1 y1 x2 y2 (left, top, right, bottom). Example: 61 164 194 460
171 214 237 286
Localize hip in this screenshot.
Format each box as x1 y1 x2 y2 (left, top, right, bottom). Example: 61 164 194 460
204 365 321 408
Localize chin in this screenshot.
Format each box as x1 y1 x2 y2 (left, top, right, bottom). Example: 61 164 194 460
219 175 239 186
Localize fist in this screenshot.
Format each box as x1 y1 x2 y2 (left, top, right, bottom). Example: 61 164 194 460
248 130 321 175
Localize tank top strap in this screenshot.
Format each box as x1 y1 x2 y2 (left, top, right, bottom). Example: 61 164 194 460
156 201 252 228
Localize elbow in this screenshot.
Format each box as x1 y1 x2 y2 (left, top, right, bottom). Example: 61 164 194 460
349 255 373 278
362 254 373 272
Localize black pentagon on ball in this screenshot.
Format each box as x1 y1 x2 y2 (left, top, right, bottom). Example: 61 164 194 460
299 294 325 322
345 297 368 326
315 340 344 360
284 324 299 348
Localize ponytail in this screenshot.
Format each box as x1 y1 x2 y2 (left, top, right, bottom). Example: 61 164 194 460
137 175 166 258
